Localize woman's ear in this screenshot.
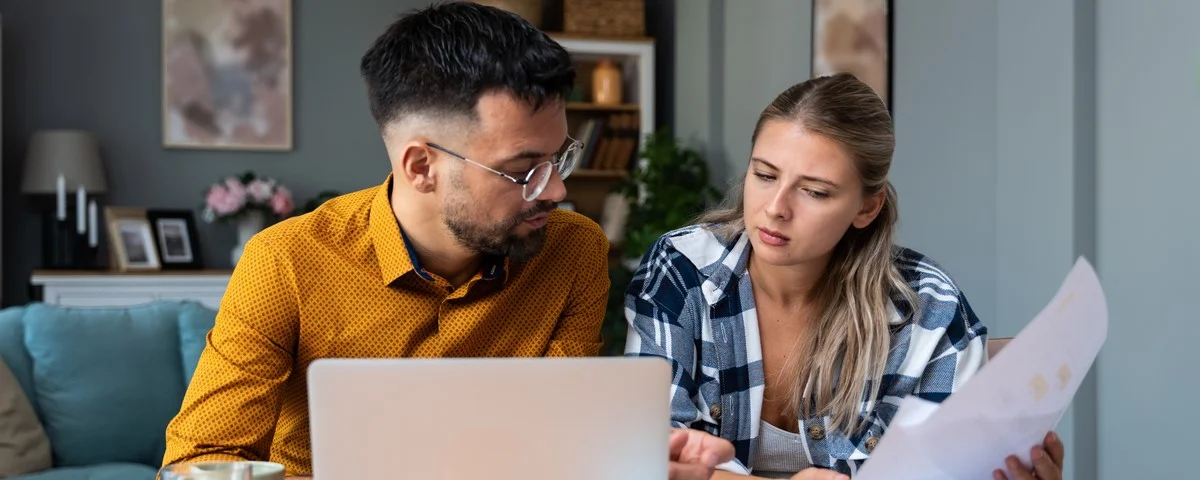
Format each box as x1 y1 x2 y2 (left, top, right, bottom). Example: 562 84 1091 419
852 189 886 229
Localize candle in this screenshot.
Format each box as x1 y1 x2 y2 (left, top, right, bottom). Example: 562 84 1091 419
56 174 66 221
87 201 97 247
76 185 87 234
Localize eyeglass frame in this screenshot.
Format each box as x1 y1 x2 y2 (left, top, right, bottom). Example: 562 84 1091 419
424 136 583 201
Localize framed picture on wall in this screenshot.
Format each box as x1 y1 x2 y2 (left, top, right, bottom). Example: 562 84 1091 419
162 0 293 151
811 0 893 108
147 209 205 269
104 207 162 272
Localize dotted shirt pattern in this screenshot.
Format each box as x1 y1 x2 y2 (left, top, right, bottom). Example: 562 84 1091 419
162 175 611 476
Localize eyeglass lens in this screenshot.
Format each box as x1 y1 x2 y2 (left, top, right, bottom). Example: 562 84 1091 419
521 143 582 201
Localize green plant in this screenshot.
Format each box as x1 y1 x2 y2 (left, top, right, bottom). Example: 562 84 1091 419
598 128 723 355
617 128 723 259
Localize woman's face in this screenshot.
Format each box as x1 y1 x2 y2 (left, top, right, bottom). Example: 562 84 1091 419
742 120 883 268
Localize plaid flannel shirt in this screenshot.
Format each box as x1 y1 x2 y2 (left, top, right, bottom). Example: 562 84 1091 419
624 225 988 476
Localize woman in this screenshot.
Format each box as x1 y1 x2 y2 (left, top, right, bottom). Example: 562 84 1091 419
624 73 1063 480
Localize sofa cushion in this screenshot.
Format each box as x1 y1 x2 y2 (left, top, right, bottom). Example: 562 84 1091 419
22 302 187 468
0 355 52 476
8 462 156 480
0 307 36 418
177 302 217 386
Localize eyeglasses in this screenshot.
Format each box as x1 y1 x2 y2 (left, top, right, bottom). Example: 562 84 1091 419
426 136 583 201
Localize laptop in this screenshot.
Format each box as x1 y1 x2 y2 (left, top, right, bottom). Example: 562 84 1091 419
307 356 671 480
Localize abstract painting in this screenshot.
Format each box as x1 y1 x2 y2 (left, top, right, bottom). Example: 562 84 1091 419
163 0 292 150
811 0 892 107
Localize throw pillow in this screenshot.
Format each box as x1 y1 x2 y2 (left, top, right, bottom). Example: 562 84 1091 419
0 355 51 476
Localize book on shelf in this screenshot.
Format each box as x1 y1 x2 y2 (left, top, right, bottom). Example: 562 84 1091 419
572 112 641 172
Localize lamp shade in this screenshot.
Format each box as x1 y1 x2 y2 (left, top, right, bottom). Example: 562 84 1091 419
21 130 107 194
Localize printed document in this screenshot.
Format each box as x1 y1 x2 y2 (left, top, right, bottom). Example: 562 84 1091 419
857 257 1108 479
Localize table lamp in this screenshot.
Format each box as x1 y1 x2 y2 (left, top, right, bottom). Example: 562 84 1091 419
21 130 108 269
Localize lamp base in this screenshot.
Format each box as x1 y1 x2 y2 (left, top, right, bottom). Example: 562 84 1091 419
40 211 101 270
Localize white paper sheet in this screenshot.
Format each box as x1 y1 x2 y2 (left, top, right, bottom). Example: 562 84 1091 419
857 257 1108 480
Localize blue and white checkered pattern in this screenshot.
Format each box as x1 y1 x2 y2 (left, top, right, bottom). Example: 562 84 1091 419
623 225 988 476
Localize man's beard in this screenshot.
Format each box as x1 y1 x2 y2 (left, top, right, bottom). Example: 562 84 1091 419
444 195 556 262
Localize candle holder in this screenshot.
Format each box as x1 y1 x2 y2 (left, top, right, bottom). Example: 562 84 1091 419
37 201 104 270
19 130 109 270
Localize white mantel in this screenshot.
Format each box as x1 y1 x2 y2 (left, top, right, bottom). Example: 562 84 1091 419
30 270 231 310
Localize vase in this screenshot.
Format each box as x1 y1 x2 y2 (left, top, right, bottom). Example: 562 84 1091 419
592 59 622 105
230 210 266 267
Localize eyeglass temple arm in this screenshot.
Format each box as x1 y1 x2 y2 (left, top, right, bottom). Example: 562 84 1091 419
425 142 529 184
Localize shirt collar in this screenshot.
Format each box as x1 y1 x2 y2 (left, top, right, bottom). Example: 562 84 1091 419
369 174 508 285
369 175 421 286
668 226 751 306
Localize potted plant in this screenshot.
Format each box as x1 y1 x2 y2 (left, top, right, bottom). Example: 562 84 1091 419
599 128 722 355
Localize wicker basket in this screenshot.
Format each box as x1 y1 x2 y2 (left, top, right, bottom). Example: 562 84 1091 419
475 0 544 28
563 0 645 37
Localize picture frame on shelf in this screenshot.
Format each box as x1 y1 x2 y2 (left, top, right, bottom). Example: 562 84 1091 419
162 0 293 151
104 207 161 272
147 209 204 269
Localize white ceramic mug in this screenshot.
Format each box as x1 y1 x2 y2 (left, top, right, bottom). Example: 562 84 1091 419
182 461 286 480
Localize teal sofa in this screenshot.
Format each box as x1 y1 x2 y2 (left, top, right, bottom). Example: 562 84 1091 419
0 301 216 480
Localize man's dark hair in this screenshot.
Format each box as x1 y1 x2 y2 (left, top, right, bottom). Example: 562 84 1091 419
360 1 576 130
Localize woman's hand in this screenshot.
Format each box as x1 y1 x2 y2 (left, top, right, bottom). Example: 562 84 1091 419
789 467 849 480
992 431 1065 480
669 428 736 480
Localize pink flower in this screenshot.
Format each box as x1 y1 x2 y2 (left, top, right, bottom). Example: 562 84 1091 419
269 186 294 217
223 177 248 205
205 184 245 215
247 179 275 202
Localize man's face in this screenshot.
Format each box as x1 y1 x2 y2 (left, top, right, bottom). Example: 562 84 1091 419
441 91 569 261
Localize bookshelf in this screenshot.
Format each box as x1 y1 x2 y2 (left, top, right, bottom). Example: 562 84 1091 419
552 35 654 232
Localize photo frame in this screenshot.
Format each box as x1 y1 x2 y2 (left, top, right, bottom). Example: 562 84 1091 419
162 0 293 151
147 209 205 269
104 207 162 272
811 0 893 109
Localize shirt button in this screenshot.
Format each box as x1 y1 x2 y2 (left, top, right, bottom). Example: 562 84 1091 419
806 424 826 441
865 436 879 452
710 404 722 422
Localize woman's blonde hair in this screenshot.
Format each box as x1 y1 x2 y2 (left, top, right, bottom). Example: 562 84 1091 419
695 73 918 434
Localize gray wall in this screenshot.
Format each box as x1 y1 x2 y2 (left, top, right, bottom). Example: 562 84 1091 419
0 0 676 306
676 0 1115 478
1096 0 1197 477
0 0 406 304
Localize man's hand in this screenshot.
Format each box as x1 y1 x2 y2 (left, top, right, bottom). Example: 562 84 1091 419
668 428 735 480
992 431 1065 480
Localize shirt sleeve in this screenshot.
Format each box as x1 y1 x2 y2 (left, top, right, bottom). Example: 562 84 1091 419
914 289 989 403
162 235 300 466
544 228 608 357
621 237 710 430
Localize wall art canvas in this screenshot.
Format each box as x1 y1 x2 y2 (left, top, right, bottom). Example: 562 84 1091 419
163 0 292 150
811 0 892 107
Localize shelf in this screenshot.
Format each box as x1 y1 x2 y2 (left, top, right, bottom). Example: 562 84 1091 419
569 169 628 180
567 102 640 112
32 269 233 277
549 32 655 46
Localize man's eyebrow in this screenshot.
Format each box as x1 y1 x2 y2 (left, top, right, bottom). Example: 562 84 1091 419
498 150 551 168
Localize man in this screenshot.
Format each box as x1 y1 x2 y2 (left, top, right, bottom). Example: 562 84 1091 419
163 2 609 475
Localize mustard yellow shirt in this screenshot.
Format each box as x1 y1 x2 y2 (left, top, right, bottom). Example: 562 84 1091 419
162 176 610 475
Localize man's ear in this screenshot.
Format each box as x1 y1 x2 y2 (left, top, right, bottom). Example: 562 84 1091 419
852 189 886 229
397 141 437 194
